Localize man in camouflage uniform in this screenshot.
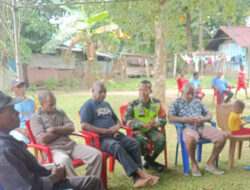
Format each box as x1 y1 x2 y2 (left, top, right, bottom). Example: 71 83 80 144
123 80 167 172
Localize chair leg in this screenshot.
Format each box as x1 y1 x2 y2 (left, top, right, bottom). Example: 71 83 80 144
180 140 189 175
175 142 179 166
237 141 242 159
101 152 108 189
228 140 236 170
163 143 168 169
109 156 115 172
196 144 202 162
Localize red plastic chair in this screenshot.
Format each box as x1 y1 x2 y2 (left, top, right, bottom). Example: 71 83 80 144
25 119 107 188
212 87 232 105
78 111 115 189
119 105 168 169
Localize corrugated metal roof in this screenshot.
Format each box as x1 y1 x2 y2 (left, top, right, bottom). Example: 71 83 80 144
206 26 250 50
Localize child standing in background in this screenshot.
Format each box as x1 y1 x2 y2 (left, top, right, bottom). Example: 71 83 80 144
235 65 248 99
177 70 188 97
228 99 250 135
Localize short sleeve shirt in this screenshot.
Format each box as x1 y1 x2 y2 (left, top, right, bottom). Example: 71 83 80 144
30 108 75 150
189 77 200 89
168 98 209 130
14 97 37 128
228 111 242 132
80 99 118 129
211 77 228 91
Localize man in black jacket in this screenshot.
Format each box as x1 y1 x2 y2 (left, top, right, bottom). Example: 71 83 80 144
0 91 103 190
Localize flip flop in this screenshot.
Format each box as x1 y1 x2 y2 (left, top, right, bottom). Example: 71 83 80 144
205 167 224 175
192 170 202 177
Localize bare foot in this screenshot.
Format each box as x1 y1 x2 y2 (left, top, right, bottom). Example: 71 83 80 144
133 177 151 188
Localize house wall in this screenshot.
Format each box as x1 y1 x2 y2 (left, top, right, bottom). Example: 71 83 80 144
218 42 248 76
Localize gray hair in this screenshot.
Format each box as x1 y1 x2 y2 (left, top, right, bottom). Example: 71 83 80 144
38 90 55 103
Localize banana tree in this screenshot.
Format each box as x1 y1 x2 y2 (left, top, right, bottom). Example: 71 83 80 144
42 7 124 87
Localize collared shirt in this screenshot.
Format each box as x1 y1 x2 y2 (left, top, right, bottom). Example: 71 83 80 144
0 131 53 190
168 98 209 130
30 108 75 150
211 77 228 91
123 98 167 130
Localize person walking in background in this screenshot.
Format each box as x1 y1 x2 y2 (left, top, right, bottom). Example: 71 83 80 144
235 65 248 99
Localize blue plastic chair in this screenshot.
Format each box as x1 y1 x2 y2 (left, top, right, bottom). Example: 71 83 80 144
172 121 218 175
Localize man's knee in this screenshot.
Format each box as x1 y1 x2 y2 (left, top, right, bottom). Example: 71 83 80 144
186 136 197 145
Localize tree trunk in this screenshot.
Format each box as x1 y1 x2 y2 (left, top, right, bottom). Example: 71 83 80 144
186 9 192 55
152 19 167 110
199 10 204 74
86 41 96 88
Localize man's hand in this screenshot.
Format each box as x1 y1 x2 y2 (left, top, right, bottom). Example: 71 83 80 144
49 165 67 184
142 122 151 129
149 120 158 128
46 127 55 134
105 124 120 136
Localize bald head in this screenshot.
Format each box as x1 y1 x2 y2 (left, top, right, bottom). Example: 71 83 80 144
181 83 194 103
92 81 107 102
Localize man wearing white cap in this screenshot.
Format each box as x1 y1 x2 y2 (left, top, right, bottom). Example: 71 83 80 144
9 79 37 144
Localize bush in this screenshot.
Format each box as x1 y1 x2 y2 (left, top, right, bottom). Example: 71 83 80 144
45 77 57 90
27 84 37 92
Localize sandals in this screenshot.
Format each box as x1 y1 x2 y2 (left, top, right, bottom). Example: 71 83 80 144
192 170 202 177
205 167 224 175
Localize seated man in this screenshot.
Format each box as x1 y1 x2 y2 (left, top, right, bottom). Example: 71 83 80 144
0 91 103 190
211 72 233 104
123 80 166 172
9 79 37 144
30 90 102 177
189 72 205 100
80 81 159 188
168 83 227 177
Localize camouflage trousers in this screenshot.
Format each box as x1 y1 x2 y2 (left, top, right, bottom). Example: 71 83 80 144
133 129 165 161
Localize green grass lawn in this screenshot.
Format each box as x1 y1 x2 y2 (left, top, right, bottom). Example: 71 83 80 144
38 89 250 190
105 74 239 91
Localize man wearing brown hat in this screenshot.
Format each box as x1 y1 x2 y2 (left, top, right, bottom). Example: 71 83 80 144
0 91 104 190
9 79 37 144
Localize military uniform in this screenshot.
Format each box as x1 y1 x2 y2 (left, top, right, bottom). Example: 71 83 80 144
123 98 167 162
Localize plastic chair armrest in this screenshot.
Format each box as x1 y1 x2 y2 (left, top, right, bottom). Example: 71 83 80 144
27 144 53 163
70 132 92 146
120 125 133 137
79 130 101 150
